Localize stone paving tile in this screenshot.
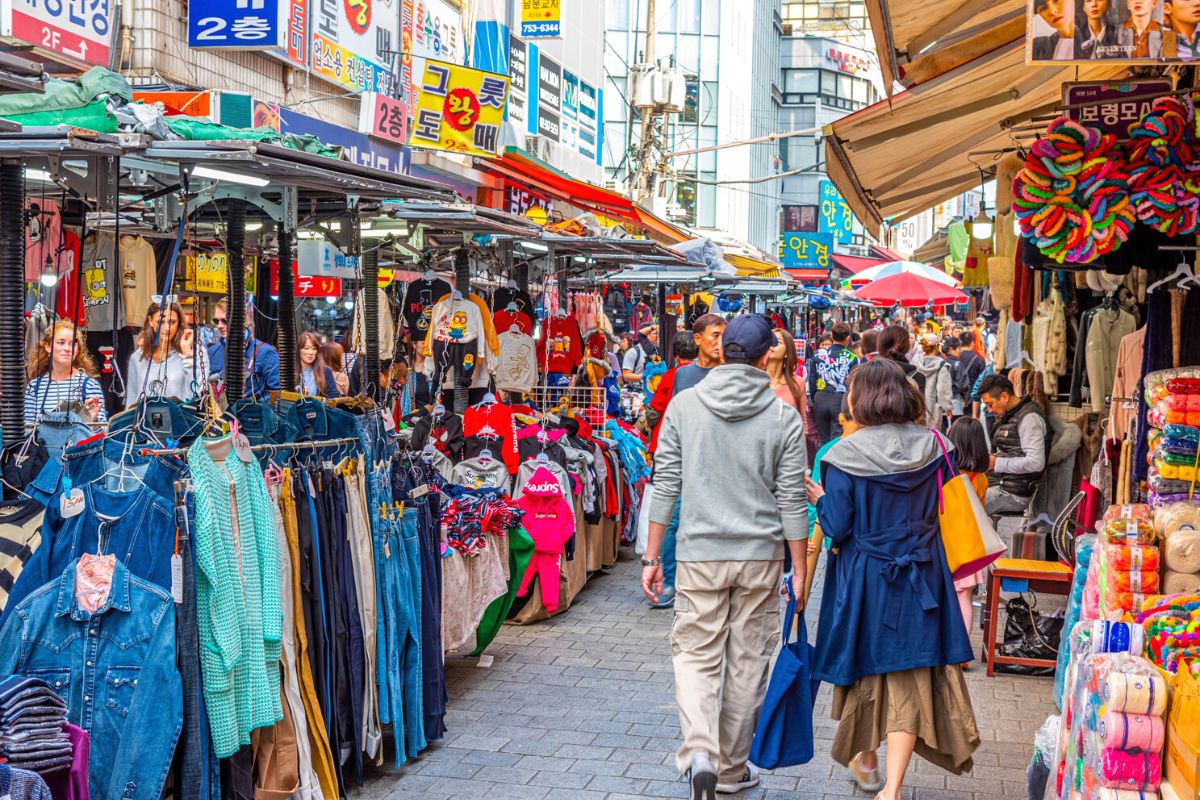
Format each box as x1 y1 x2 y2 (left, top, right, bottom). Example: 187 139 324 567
360 549 1054 798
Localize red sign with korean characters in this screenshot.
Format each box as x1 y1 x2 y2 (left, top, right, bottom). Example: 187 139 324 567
8 0 113 67
360 92 408 145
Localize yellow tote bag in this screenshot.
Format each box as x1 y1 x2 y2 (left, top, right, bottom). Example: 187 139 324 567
933 430 1006 579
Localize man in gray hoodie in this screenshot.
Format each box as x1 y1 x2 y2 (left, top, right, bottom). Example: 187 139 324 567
642 314 809 800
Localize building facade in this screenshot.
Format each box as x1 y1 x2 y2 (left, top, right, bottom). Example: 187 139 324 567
603 0 782 253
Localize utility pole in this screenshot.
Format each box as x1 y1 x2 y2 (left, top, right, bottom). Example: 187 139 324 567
633 0 658 207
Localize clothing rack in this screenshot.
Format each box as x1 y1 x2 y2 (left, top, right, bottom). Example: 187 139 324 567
137 436 363 458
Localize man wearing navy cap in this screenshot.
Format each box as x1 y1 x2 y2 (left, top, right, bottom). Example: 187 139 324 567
642 314 809 798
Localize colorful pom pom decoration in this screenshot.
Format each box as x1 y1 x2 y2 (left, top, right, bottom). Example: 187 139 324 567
1125 96 1200 237
1013 117 1137 264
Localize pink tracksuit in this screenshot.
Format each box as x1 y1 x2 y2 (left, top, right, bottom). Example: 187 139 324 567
515 465 576 613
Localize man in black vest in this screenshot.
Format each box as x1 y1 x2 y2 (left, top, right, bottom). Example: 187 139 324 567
980 374 1049 515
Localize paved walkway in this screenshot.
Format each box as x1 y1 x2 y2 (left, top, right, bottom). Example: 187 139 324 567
361 549 1054 799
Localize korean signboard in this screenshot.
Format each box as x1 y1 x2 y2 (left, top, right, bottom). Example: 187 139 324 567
819 180 853 245
133 91 215 118
505 183 552 217
780 232 833 272
577 80 598 162
1063 79 1172 139
536 53 561 142
411 0 461 63
1027 0 1200 63
400 0 414 106
410 60 509 157
360 92 408 145
261 104 409 175
521 0 560 38
188 0 285 50
270 263 343 298
311 0 398 95
506 34 530 131
561 69 579 150
5 0 114 66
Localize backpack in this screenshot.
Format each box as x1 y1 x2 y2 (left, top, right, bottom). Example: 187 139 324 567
951 358 973 401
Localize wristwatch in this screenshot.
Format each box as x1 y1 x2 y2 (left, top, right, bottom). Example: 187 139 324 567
641 557 661 567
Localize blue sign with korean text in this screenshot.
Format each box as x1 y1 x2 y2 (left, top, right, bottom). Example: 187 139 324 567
188 0 287 50
278 107 410 175
780 232 834 272
819 180 853 245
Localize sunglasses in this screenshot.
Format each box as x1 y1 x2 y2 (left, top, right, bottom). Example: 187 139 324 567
152 294 179 305
213 317 228 325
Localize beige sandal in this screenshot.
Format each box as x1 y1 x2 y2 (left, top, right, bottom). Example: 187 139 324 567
848 753 884 793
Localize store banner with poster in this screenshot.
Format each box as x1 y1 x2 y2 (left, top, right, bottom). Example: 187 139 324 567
310 0 398 94
409 60 509 156
779 232 833 271
1026 0 1200 63
1063 79 1173 138
782 205 818 233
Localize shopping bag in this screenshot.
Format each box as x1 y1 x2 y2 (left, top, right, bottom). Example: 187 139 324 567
748 581 819 770
635 482 653 556
933 430 1006 579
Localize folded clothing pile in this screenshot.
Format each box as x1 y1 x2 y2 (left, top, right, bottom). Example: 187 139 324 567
1155 503 1200 596
0 675 71 773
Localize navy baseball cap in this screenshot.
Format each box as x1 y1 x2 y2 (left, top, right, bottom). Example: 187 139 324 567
722 314 777 360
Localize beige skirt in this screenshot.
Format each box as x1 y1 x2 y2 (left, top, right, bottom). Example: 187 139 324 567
830 665 980 776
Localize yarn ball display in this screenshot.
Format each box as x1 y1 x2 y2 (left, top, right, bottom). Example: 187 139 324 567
1013 117 1137 264
1124 96 1200 236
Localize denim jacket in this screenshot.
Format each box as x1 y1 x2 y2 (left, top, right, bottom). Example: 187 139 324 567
0 559 183 799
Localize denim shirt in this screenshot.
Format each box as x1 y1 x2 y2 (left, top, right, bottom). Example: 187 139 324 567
5 483 175 620
0 559 182 799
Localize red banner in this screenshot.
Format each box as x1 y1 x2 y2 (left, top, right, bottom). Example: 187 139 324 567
270 261 343 297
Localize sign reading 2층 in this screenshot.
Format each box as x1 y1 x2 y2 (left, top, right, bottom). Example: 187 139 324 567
819 180 853 245
360 92 408 145
188 0 286 50
410 60 509 156
780 232 833 272
521 0 561 38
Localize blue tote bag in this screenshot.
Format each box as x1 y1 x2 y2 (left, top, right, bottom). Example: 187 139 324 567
748 584 820 769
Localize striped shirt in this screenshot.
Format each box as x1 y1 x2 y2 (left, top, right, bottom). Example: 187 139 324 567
23 373 108 425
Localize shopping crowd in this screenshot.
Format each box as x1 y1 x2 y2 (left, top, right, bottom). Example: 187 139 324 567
636 309 1045 800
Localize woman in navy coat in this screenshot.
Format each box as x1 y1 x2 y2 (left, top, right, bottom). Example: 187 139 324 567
806 359 978 800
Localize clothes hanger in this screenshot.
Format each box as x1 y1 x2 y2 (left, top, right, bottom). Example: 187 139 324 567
506 278 518 290
1147 258 1194 293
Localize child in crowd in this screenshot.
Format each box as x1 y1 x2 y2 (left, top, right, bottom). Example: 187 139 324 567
946 416 990 667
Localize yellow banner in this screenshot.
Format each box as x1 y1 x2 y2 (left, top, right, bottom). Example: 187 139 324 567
410 60 509 157
521 0 561 37
185 253 257 295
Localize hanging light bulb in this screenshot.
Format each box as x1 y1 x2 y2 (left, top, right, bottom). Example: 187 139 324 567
970 200 993 241
39 255 57 288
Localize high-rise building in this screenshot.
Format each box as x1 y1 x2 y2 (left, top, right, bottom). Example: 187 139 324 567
603 0 782 254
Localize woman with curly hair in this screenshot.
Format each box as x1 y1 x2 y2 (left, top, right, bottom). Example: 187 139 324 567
25 319 107 424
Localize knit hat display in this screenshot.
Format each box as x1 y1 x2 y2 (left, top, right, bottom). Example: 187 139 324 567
1013 117 1136 264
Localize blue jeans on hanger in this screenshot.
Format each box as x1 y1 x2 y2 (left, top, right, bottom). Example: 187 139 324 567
397 509 427 760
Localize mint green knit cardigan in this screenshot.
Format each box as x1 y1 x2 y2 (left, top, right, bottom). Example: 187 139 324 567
188 437 283 757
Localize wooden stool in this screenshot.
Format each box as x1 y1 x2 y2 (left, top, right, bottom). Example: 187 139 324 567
983 557 1073 677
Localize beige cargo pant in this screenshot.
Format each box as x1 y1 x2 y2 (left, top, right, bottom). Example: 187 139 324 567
671 559 783 782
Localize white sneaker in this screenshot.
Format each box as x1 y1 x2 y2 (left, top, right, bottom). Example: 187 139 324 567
716 765 760 794
688 753 717 800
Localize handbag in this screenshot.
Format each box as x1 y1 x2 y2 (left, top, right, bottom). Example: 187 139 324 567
748 582 819 770
994 593 1063 676
933 430 1006 579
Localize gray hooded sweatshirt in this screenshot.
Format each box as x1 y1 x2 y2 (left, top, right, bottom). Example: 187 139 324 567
912 353 954 426
651 363 809 562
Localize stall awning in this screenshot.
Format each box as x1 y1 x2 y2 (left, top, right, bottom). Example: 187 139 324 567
477 148 690 243
725 253 782 278
867 0 1025 93
830 254 887 275
786 268 830 282
824 41 1129 231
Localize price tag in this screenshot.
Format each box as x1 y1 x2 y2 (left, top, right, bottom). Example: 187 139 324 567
232 433 254 464
60 488 85 518
411 484 430 500
170 554 184 604
382 410 397 434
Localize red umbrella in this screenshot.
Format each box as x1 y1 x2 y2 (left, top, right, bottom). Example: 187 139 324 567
852 271 969 308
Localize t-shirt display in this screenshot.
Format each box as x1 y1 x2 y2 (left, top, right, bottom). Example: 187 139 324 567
119 235 156 325
403 277 452 337
82 232 120 331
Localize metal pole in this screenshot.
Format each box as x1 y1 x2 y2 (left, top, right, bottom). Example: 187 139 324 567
225 200 247 401
0 161 24 443
453 248 471 413
362 236 380 402
276 224 297 391
634 0 658 207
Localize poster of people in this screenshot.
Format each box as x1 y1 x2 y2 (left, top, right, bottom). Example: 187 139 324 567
1027 0 1200 62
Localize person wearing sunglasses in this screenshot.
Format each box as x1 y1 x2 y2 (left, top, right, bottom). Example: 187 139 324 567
206 296 281 402
125 296 209 406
